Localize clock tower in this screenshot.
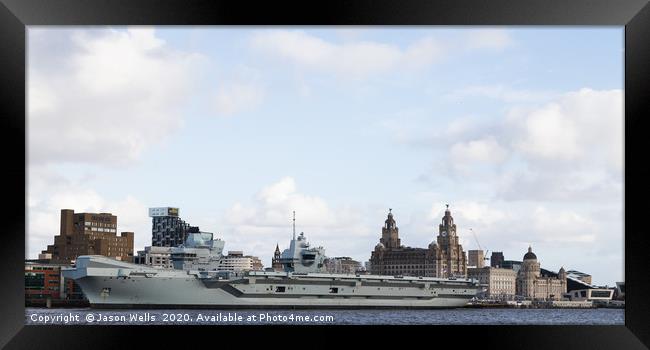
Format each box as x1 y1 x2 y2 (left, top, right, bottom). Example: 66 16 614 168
427 204 467 278
380 208 401 249
438 204 459 246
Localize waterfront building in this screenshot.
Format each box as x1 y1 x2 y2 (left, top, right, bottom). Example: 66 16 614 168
490 251 505 268
370 206 467 278
25 261 86 306
41 209 134 264
219 251 264 272
272 243 283 271
324 257 363 274
468 250 485 268
516 246 567 300
149 207 200 247
369 209 429 277
468 267 517 299
564 288 614 302
134 246 173 268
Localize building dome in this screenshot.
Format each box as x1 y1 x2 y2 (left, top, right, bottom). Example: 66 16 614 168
523 246 537 260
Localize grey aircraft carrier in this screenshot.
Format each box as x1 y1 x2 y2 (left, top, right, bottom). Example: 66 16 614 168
64 229 481 309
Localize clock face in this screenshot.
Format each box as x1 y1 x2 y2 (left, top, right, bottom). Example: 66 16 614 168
441 231 447 236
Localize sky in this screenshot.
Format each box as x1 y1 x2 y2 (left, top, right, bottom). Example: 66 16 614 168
26 27 624 286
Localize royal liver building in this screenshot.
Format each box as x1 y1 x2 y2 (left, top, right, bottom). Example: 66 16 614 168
370 205 467 278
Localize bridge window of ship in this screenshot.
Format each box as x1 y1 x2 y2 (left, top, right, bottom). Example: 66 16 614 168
329 287 338 294
275 286 286 292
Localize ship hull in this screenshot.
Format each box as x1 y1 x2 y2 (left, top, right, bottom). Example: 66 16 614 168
65 256 479 309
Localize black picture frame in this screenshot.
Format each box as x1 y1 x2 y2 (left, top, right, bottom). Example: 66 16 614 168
1 0 649 349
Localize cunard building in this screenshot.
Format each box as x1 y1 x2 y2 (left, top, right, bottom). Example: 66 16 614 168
370 205 467 278
516 246 567 300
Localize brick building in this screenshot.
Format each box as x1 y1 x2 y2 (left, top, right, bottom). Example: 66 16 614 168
42 209 134 264
25 261 86 306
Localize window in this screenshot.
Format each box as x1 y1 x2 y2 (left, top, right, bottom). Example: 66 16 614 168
275 286 286 293
329 287 339 294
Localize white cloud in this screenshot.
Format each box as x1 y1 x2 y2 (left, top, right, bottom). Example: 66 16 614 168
452 201 509 227
225 177 359 229
444 84 558 103
250 29 515 80
496 167 623 202
28 27 205 166
465 29 513 51
249 30 446 79
512 102 583 160
396 88 623 203
450 136 509 167
509 88 623 170
491 88 623 202
526 206 598 244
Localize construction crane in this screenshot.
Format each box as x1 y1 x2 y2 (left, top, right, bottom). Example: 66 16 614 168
469 228 490 262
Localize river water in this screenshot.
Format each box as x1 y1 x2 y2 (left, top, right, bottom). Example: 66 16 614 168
25 307 624 325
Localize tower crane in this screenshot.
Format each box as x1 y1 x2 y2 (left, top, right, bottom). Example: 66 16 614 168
469 228 490 262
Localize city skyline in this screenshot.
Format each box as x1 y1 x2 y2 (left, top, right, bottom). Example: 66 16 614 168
27 27 623 286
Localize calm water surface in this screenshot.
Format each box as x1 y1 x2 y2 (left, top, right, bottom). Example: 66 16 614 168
25 307 624 325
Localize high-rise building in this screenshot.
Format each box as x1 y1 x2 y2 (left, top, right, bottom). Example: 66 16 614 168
370 205 468 278
42 209 134 264
149 207 199 247
468 250 485 268
491 251 505 268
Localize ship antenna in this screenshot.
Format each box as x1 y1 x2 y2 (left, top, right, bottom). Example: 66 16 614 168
293 210 296 240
